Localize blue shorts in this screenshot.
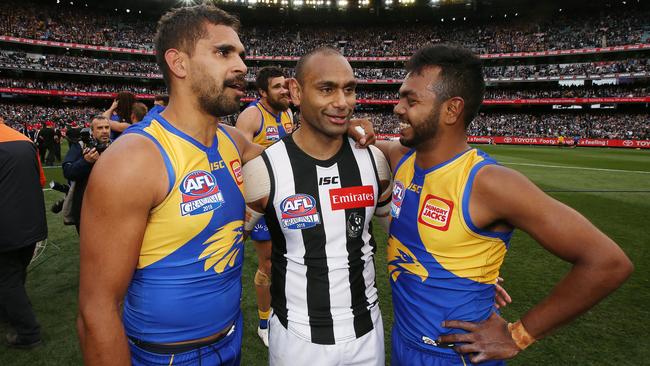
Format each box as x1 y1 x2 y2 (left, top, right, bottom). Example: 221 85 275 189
251 217 271 241
391 325 505 366
129 311 243 366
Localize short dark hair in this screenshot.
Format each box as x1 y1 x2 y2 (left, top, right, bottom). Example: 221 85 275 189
154 4 240 91
131 102 149 122
255 66 285 93
294 47 342 84
406 44 485 128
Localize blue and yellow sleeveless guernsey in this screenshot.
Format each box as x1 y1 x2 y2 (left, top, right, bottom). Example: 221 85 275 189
388 148 513 365
121 111 246 344
250 99 293 148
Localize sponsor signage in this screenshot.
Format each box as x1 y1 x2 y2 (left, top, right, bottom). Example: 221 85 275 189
376 135 650 149
418 195 454 231
329 185 375 211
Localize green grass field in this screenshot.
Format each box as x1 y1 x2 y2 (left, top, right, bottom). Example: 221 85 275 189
1 145 648 365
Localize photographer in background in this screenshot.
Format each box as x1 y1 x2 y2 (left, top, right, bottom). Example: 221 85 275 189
62 115 111 233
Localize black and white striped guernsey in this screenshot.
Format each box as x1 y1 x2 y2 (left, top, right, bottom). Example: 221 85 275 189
262 135 382 345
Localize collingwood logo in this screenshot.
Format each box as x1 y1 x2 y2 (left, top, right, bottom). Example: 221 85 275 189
346 212 364 238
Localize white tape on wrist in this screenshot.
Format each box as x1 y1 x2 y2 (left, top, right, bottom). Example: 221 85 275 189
245 206 264 232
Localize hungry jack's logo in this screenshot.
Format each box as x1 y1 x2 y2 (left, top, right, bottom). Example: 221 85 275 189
418 194 454 231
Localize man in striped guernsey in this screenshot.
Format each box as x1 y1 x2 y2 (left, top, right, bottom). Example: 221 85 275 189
77 5 265 366
376 45 633 365
235 66 295 347
243 48 392 366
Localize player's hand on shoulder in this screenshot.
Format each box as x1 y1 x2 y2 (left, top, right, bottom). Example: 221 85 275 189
439 312 521 363
348 118 376 148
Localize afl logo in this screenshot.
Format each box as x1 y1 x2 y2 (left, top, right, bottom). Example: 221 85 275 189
179 170 224 216
280 194 321 230
266 126 279 140
391 181 406 218
181 170 218 196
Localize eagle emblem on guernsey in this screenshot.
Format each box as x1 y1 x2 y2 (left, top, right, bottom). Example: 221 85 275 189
387 236 428 282
199 220 244 273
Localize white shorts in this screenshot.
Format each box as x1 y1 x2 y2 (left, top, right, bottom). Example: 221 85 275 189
268 308 385 366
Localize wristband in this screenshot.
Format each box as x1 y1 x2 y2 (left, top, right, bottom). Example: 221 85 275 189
507 320 536 350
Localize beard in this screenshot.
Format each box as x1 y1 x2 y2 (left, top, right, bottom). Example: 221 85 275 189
266 94 290 112
399 103 440 148
190 65 243 117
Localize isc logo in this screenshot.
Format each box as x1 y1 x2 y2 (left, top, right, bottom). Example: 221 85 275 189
318 176 339 185
181 170 217 196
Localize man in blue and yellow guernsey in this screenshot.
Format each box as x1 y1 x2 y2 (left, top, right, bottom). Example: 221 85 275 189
376 45 633 365
235 66 294 347
77 5 265 366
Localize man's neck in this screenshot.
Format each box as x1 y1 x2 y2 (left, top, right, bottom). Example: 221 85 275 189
292 119 344 161
161 96 219 147
260 98 281 116
414 131 470 170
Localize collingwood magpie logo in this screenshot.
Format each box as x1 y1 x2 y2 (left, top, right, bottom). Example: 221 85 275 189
347 212 364 238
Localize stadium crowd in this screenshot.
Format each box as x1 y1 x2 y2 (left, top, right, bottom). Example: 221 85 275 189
1 0 648 56
3 78 647 101
2 51 649 81
354 110 649 140
0 103 100 131
0 51 160 76
0 78 167 95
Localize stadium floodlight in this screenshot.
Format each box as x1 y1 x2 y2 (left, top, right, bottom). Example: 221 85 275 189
359 0 369 6
384 0 392 6
294 0 304 6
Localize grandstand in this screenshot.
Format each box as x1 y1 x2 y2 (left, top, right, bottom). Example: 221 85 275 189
0 0 648 148
0 0 648 365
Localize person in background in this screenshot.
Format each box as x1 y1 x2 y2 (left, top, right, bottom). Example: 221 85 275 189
103 91 136 140
0 119 47 349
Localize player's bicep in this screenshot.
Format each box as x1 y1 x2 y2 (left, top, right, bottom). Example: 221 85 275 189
79 136 166 306
234 107 261 141
478 166 616 263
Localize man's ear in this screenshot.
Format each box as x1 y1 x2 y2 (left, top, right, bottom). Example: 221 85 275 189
164 49 188 80
288 78 301 107
258 88 268 99
442 97 465 127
